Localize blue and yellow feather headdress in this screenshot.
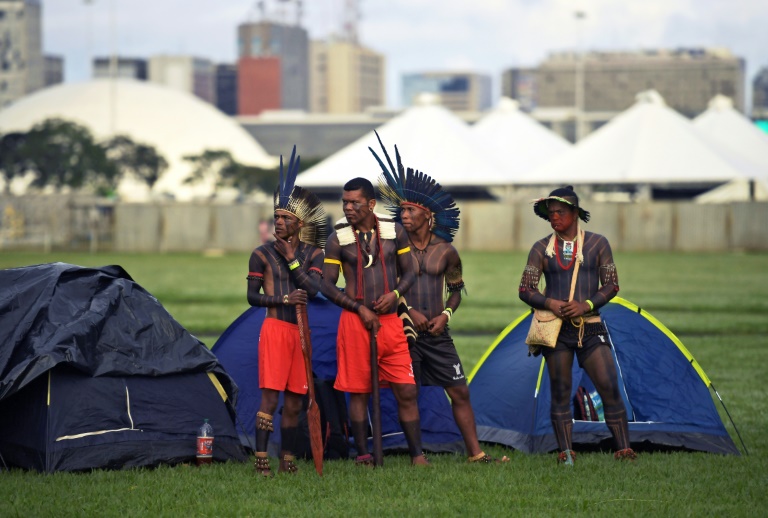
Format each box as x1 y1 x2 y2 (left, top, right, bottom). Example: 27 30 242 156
368 131 460 242
274 145 328 248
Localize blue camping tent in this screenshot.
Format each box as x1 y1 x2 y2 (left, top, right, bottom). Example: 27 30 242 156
468 297 740 455
212 294 463 456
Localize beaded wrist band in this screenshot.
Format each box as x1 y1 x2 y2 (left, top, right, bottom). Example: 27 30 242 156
288 259 300 271
283 294 289 305
393 289 400 299
442 308 452 321
585 299 594 311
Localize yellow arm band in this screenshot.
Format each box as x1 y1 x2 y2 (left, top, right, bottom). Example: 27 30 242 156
393 289 400 299
585 300 594 311
324 258 342 265
397 247 411 255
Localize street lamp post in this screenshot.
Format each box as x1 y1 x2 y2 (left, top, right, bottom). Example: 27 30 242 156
574 10 586 142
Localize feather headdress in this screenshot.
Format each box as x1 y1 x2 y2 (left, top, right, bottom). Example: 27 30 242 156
369 131 460 242
274 145 328 249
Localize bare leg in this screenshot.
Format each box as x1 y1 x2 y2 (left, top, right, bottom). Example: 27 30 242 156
445 384 482 456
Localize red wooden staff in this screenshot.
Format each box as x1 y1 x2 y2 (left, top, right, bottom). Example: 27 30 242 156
370 330 384 467
296 304 323 476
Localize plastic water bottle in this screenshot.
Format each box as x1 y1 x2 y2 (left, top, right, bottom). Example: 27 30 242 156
196 418 214 465
590 391 605 421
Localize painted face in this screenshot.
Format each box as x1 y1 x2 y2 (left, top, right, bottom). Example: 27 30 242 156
547 200 577 234
400 204 431 233
274 210 302 240
342 189 375 226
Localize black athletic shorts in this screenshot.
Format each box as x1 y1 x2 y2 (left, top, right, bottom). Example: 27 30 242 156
541 320 611 367
409 331 467 388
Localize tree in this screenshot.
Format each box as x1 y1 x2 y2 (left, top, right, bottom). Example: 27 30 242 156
0 131 28 195
183 149 279 196
19 118 118 195
104 135 168 189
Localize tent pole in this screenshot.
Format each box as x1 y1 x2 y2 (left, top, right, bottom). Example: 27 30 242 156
711 382 749 455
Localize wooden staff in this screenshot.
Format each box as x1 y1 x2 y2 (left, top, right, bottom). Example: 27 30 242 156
370 330 384 467
296 304 323 476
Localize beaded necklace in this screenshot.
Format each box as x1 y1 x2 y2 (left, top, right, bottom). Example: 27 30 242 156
555 237 578 270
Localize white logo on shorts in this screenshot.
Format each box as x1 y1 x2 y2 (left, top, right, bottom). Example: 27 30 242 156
599 335 605 343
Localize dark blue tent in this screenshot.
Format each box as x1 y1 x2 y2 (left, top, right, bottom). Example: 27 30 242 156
468 297 740 455
0 263 247 472
212 294 463 456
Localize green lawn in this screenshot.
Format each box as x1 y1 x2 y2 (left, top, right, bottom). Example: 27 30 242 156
1 251 767 516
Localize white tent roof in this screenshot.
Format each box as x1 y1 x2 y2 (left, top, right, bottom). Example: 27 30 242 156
693 95 768 179
525 90 749 185
297 96 509 188
0 79 277 200
472 97 572 178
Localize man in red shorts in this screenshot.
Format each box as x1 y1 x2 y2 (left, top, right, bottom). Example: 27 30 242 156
321 176 428 466
247 147 327 476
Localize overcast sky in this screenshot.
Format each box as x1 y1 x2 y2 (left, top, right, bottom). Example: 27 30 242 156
44 0 768 110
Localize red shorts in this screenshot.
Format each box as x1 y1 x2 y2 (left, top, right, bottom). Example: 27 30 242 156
258 317 308 394
334 310 415 393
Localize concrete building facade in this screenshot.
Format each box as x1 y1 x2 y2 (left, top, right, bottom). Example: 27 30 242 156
237 57 281 115
93 57 148 80
402 71 492 112
148 55 216 105
752 67 768 120
215 63 237 116
0 0 44 108
44 54 63 86
502 48 745 141
237 21 308 113
309 39 385 114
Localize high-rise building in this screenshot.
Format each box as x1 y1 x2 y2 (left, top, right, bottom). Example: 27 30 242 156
752 67 768 120
215 63 238 116
402 72 491 112
148 55 216 105
309 39 385 114
44 54 63 86
237 21 308 114
502 48 745 119
93 57 147 80
0 0 44 108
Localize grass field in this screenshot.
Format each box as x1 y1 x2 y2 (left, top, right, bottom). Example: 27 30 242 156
1 250 767 516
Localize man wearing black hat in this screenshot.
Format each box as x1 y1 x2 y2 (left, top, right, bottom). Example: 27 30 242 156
518 186 636 465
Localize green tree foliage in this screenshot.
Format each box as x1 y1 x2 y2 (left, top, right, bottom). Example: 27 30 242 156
183 149 279 196
20 118 118 194
104 135 168 189
0 118 168 196
0 131 27 195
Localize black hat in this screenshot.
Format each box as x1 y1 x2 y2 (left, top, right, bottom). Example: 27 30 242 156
532 185 590 222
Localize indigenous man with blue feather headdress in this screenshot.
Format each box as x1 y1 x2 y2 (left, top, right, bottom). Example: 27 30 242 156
246 146 327 477
371 133 509 465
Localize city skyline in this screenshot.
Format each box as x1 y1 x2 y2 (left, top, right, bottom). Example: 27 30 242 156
41 0 768 109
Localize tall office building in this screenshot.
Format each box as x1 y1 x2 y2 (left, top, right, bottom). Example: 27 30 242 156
0 0 44 108
309 38 385 114
237 21 309 115
93 57 148 80
752 67 768 120
402 72 491 112
215 63 238 116
148 55 216 104
502 48 745 118
44 54 63 86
